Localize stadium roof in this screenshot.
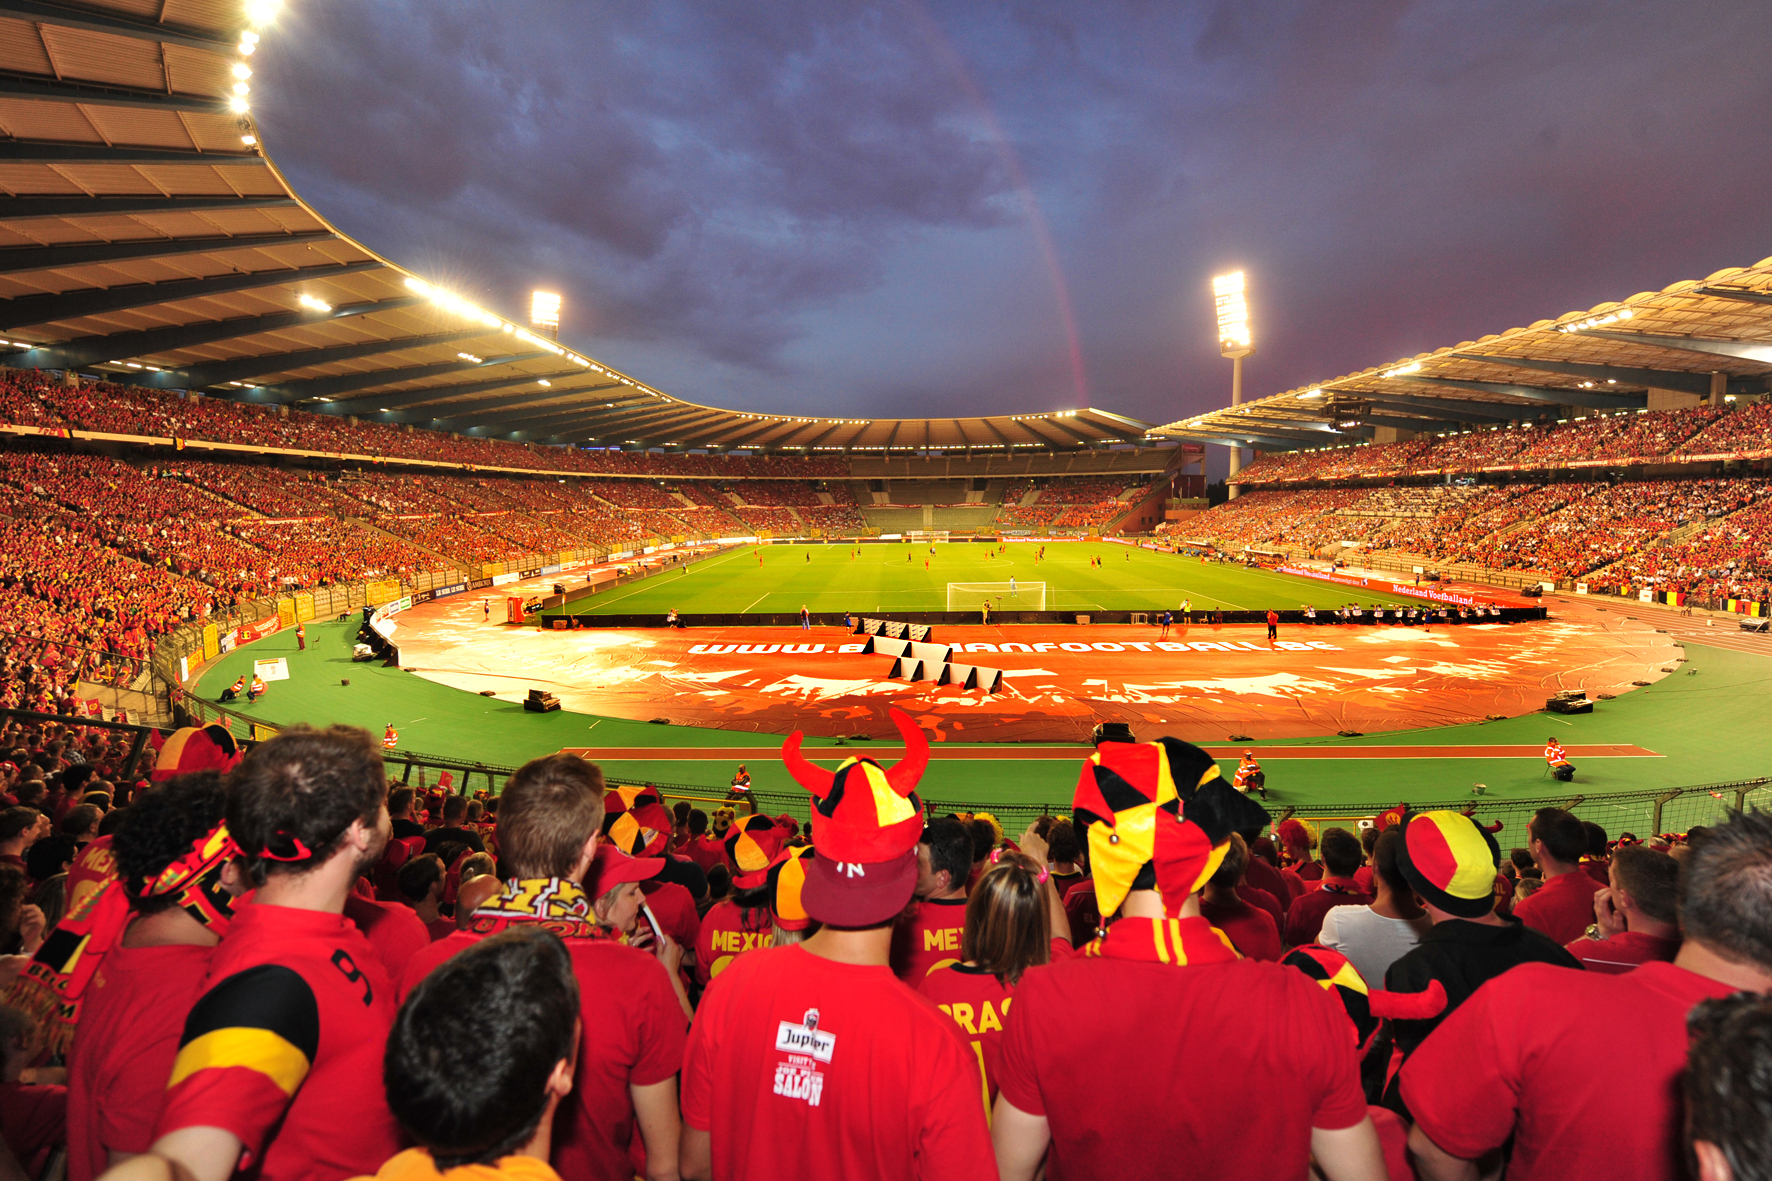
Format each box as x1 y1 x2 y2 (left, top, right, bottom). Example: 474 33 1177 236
1154 257 1772 451
0 0 1158 455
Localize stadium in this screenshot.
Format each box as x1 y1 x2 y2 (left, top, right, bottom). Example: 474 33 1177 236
0 1 1766 846
7 5 1772 1181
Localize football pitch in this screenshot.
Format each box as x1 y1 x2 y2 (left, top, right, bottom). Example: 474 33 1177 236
556 541 1428 616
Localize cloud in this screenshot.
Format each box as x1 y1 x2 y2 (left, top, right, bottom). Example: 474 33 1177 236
254 0 1772 433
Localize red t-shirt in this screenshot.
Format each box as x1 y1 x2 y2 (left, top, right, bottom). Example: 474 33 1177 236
401 926 687 1181
1063 880 1100 948
1352 866 1374 894
342 891 432 980
641 880 700 954
681 944 995 1181
1283 882 1373 948
155 904 401 1181
684 836 726 874
67 942 212 1181
1562 930 1680 975
890 896 969 983
697 899 772 986
996 942 1368 1180
424 917 453 942
1401 961 1736 1181
1236 883 1285 936
1278 866 1306 905
1243 855 1295 908
919 965 1017 1113
1200 895 1282 961
1580 858 1610 887
1513 869 1602 946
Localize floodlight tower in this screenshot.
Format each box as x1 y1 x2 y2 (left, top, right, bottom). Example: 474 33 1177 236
1212 271 1253 499
531 290 562 340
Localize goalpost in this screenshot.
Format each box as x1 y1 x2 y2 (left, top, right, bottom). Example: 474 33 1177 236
947 581 1047 611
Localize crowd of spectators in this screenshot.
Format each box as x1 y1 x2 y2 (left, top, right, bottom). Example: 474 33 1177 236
0 723 1758 1181
1235 403 1772 486
0 370 850 478
1584 484 1772 600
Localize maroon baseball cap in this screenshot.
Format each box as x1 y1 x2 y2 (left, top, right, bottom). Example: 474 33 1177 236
799 847 919 928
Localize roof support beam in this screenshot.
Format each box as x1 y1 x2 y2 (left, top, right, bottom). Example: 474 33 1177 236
326 374 609 420
0 1 236 53
1188 419 1344 442
0 195 299 222
544 401 695 438
1694 286 1772 307
0 142 264 167
1163 426 1308 448
624 408 731 445
1393 374 1649 410
250 352 549 405
0 259 383 329
164 330 493 391
1448 352 1752 397
1571 328 1772 366
0 296 422 370
1360 413 1462 434
0 231 335 275
1354 394 1524 422
0 73 232 114
419 386 631 430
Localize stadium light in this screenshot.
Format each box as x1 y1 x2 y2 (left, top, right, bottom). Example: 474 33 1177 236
297 293 331 312
1211 270 1254 497
531 290 562 338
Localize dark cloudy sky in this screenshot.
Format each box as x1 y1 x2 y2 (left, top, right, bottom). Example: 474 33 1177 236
253 0 1772 450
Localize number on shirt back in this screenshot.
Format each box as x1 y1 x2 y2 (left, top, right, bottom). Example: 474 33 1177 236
331 949 373 1005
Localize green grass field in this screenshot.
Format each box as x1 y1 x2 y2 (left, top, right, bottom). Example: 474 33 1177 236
550 541 1427 616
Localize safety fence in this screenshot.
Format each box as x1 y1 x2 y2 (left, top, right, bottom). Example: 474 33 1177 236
8 705 1765 841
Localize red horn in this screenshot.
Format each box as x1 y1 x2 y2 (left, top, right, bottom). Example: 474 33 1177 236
884 708 929 796
780 730 834 798
1367 978 1447 1022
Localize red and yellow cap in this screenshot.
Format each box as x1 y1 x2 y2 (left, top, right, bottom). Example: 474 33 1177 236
767 845 817 931
780 707 929 926
1073 737 1271 919
606 797 672 859
152 725 242 782
1281 944 1449 1057
1395 810 1502 918
724 814 786 889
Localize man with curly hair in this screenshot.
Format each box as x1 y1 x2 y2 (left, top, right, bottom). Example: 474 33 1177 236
66 772 242 1181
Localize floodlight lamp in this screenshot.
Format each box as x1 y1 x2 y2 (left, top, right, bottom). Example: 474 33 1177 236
531 290 562 330
297 293 331 313
240 135 256 146
1300 389 1322 399
1212 271 1252 356
228 96 249 113
245 0 282 27
233 63 252 80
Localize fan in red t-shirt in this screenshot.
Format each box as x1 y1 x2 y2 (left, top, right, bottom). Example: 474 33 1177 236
59 774 241 1181
992 736 1384 1181
890 816 973 982
919 835 1073 1114
1283 828 1374 948
1513 807 1603 945
149 726 403 1181
680 708 995 1181
695 814 787 985
399 755 690 1181
1403 810 1772 1181
1198 833 1281 960
1562 845 1681 975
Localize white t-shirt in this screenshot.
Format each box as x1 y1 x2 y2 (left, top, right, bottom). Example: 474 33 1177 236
1317 905 1434 989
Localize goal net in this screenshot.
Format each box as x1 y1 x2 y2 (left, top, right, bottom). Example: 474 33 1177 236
947 581 1046 612
909 530 950 542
